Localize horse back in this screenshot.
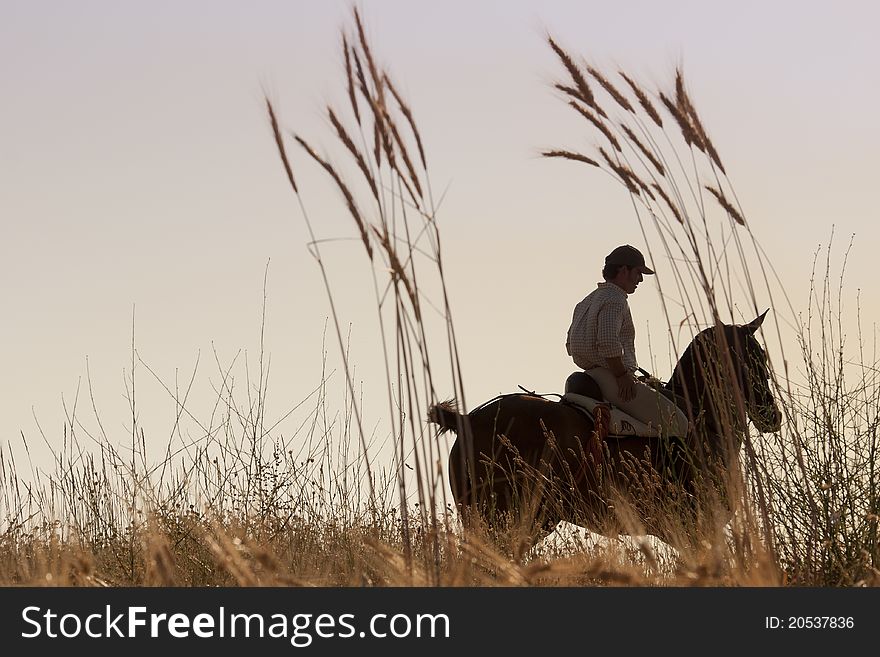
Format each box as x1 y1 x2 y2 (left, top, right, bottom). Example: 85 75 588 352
449 394 597 471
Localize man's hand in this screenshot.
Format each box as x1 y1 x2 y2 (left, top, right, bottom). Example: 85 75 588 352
637 373 662 389
615 371 636 402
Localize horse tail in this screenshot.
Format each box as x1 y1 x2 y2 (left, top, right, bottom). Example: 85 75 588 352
427 399 467 434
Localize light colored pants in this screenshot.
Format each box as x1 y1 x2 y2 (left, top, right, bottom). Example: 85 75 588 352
586 367 690 438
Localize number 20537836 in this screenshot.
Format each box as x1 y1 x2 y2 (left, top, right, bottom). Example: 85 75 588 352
765 616 854 629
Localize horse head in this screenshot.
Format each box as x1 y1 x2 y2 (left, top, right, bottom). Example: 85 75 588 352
736 310 782 433
671 310 782 441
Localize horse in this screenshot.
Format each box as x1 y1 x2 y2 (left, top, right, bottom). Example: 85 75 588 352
428 311 782 547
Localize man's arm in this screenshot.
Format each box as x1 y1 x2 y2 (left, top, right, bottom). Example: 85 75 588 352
606 355 636 402
595 300 626 362
605 355 628 377
595 301 636 401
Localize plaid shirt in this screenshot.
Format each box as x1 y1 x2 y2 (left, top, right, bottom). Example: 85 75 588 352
566 282 638 372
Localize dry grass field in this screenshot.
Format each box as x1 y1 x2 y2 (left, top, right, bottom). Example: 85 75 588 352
2 8 877 589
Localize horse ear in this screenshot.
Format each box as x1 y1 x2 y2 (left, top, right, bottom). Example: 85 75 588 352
744 309 769 333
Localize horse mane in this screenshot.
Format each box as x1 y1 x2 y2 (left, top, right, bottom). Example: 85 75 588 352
670 324 744 385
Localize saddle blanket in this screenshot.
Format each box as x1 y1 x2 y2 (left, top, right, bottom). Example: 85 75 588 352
562 392 661 438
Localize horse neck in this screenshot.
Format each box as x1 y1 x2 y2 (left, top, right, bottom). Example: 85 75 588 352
669 330 748 453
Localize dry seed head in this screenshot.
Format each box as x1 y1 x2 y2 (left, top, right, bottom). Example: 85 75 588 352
705 185 745 225
384 73 427 169
616 160 655 199
619 71 663 127
351 47 370 106
351 46 396 170
599 147 640 196
621 124 665 176
294 134 375 259
699 126 725 174
388 155 420 208
675 69 725 173
351 46 383 169
569 100 621 152
265 98 298 194
675 69 692 114
651 183 684 225
353 8 386 110
342 33 361 125
359 77 395 169
385 113 423 199
548 36 596 108
632 172 656 200
328 106 379 201
372 116 382 167
672 73 708 153
372 102 420 206
542 149 600 168
587 64 634 113
554 83 586 104
659 92 703 151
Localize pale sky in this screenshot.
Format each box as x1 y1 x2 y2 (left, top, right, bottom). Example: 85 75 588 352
2 1 878 479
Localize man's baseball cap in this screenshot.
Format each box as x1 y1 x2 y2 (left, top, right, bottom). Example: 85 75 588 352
605 245 655 275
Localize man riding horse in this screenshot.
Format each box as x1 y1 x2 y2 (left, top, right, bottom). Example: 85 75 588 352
565 244 689 441
429 243 781 543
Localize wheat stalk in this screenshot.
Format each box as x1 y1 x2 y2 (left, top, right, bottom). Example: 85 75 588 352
569 101 621 152
587 64 634 113
542 150 600 167
353 8 385 109
675 69 725 173
554 83 587 105
328 107 379 201
384 73 427 169
651 183 685 225
265 99 298 194
619 71 663 127
358 74 397 172
293 134 375 258
599 146 640 196
342 33 361 126
705 184 745 225
659 91 703 151
621 124 665 176
548 36 604 116
384 108 423 200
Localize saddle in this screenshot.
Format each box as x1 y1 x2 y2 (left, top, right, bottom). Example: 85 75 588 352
562 371 663 438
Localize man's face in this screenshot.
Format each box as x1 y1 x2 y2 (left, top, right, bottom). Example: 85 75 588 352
619 265 644 294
